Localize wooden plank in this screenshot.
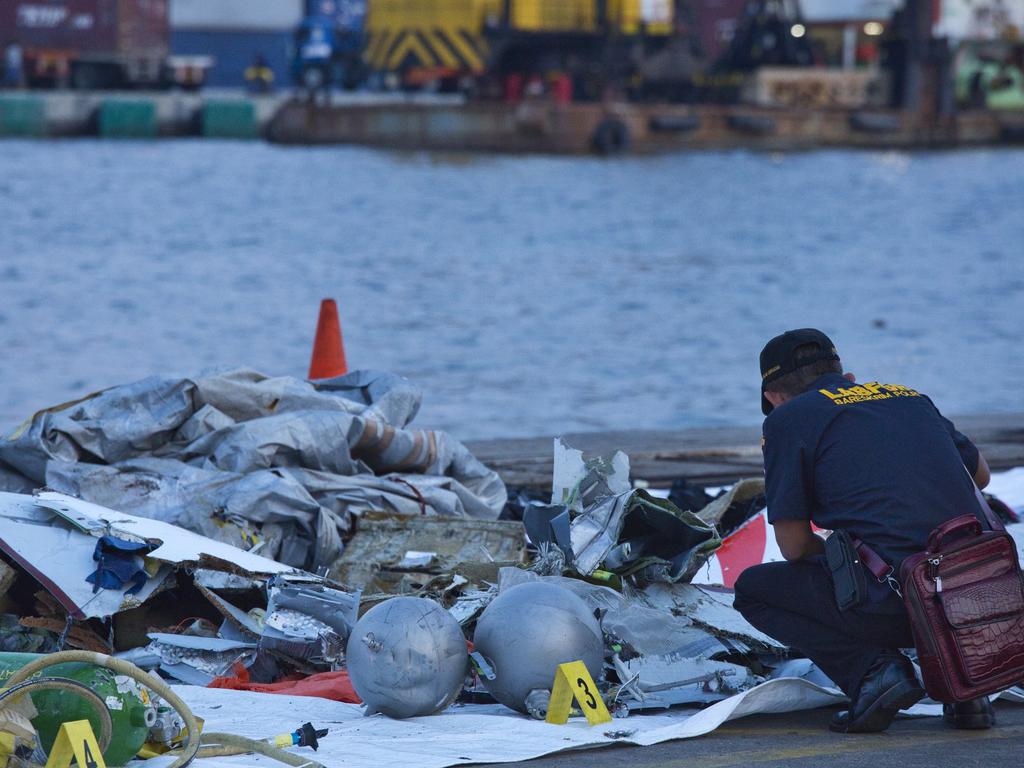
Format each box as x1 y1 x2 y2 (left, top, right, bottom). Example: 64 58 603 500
467 413 1024 490
0 559 15 597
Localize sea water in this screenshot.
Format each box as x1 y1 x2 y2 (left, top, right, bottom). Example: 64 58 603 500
1 141 1021 438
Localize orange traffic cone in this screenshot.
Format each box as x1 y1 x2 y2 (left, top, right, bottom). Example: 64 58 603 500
308 299 348 379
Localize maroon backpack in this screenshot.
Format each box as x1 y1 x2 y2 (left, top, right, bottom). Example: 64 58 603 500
858 492 1024 703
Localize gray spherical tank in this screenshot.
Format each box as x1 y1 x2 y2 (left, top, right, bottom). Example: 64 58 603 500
346 596 468 718
473 581 604 713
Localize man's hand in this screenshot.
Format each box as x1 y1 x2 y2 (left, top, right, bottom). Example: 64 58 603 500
773 519 825 561
974 451 991 490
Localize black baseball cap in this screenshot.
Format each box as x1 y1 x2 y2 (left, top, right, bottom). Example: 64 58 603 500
759 328 839 415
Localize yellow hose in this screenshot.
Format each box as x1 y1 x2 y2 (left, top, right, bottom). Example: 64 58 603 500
0 676 113 752
3 652 200 768
4 652 329 768
177 733 326 768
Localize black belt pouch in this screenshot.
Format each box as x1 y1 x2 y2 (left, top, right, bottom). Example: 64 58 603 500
825 530 868 611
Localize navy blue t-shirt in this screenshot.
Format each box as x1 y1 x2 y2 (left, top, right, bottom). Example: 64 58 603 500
762 373 981 611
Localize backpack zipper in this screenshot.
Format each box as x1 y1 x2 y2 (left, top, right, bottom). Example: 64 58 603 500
935 552 1007 582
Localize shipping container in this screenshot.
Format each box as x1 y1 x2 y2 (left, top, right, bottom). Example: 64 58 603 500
799 0 900 23
168 1 304 89
495 0 673 34
1 0 170 87
170 28 292 88
934 0 1024 40
169 0 303 32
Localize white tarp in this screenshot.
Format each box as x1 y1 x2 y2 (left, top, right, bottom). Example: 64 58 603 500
140 680 843 768
987 466 1024 512
140 677 1021 768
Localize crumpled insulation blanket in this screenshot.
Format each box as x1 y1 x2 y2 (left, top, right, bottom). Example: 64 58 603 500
0 369 507 571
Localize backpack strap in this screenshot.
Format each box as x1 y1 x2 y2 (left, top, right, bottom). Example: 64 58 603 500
851 537 893 581
972 485 1006 532
851 536 902 596
849 482 1001 596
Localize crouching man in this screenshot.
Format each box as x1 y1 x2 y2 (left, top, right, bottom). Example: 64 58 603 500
733 328 994 733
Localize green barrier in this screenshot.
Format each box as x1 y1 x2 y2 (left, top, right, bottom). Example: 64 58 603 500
97 99 157 138
202 99 258 139
0 95 46 137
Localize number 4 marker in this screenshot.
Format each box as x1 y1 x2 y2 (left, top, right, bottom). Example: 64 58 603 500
545 660 612 725
43 720 106 768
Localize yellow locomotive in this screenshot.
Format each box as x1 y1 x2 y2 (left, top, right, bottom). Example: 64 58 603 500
365 0 675 91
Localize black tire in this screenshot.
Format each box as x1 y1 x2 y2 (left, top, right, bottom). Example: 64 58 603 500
727 114 776 135
302 64 327 92
592 118 631 156
648 115 701 133
70 62 100 90
849 112 901 134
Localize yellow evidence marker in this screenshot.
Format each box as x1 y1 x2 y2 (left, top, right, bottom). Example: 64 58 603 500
545 661 612 725
1 732 16 768
43 720 106 768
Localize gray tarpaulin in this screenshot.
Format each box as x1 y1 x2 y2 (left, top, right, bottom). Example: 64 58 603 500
0 369 506 571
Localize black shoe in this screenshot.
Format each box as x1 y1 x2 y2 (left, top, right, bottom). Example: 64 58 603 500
829 655 925 734
943 697 995 729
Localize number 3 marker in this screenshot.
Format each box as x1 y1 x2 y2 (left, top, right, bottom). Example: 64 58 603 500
545 661 612 725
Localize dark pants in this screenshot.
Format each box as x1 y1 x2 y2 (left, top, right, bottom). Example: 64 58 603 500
733 560 915 697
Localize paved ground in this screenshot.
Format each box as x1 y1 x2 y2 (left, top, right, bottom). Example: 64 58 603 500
475 703 1024 768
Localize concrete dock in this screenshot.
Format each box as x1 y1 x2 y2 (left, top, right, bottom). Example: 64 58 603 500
479 703 1024 768
467 413 1024 490
0 89 463 139
266 98 1024 154
4 88 1023 154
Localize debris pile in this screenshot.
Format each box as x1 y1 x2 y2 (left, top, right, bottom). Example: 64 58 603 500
521 439 722 583
2 368 1023 768
0 369 507 572
0 367 831 768
0 490 348 683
